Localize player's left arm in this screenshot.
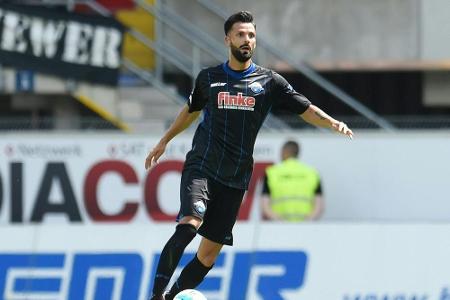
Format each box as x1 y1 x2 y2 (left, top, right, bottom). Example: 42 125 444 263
300 105 354 139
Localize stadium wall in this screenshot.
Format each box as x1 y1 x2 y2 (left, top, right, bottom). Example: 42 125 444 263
163 0 420 62
163 0 450 63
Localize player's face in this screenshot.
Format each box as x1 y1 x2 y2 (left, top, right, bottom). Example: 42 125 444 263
225 22 256 63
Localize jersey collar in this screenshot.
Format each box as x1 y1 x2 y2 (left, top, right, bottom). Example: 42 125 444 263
222 61 256 79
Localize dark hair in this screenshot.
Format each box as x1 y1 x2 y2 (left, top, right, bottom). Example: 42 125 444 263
224 11 256 35
283 140 300 157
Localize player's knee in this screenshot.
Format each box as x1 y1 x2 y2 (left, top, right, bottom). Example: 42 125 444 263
178 216 202 229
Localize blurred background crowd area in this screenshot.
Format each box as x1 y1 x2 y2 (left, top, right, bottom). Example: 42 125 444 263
1 0 450 133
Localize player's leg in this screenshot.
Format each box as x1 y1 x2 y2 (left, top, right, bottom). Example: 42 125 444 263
197 236 224 266
150 217 201 300
150 170 209 300
165 181 245 299
165 237 222 298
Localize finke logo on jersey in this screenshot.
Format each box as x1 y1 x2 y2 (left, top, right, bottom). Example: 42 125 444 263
217 92 255 111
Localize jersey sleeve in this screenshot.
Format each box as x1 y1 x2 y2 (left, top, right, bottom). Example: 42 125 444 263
188 70 209 112
272 72 311 114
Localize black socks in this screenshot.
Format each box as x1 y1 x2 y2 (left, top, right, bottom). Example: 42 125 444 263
167 254 213 299
151 224 197 298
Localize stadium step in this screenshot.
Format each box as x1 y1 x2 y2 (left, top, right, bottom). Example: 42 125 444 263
118 86 182 132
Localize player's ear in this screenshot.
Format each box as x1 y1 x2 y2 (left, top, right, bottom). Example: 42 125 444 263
224 35 230 46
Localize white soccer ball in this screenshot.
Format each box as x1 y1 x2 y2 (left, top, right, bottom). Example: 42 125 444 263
173 289 207 300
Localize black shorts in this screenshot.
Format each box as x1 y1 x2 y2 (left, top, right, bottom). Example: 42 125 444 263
178 168 245 246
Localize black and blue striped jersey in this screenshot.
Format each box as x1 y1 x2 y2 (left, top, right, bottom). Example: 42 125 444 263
184 61 311 190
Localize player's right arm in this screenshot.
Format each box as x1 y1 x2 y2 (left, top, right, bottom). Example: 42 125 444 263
145 70 208 170
145 104 201 170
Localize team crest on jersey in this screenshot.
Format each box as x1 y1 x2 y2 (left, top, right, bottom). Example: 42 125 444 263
249 82 264 93
217 92 255 111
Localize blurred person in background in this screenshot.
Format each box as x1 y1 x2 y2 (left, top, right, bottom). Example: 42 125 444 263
261 140 324 221
145 11 352 300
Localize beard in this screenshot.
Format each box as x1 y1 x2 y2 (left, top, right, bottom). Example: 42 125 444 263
230 43 254 63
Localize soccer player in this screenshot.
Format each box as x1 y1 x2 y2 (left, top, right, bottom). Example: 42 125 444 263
146 11 353 300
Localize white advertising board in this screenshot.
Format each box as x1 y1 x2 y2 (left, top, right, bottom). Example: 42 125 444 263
0 133 272 224
1 131 450 223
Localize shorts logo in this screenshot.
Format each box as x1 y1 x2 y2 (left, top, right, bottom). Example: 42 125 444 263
249 82 264 93
217 92 255 111
193 201 206 214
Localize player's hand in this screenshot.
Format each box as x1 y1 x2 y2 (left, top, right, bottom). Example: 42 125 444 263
145 140 167 170
332 121 354 139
